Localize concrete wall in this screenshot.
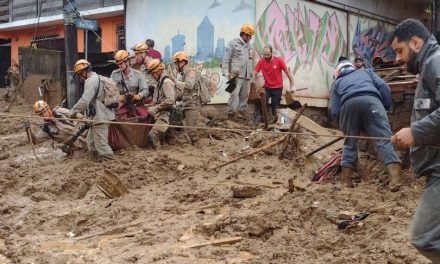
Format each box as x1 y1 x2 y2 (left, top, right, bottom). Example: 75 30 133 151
317 0 428 23
19 47 66 108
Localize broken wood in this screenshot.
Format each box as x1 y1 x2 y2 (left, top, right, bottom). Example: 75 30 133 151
233 180 278 189
188 236 243 248
214 134 287 169
278 104 307 160
306 136 344 157
382 69 402 82
260 92 269 129
96 169 129 198
288 179 307 192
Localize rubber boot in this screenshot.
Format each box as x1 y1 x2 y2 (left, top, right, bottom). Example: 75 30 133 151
341 167 354 188
147 132 161 150
387 162 403 192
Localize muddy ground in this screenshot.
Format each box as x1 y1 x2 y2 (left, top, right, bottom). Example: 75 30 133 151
0 95 431 264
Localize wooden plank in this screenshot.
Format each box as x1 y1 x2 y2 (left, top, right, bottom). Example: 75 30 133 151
382 69 402 82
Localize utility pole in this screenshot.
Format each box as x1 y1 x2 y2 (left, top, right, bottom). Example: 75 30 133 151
63 0 78 108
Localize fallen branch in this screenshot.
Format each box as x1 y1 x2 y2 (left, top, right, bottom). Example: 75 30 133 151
214 134 287 169
278 104 307 160
187 236 243 248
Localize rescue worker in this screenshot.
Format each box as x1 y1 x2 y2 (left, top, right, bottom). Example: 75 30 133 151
222 23 254 118
69 59 115 161
329 58 402 190
170 51 201 143
110 50 149 104
390 18 440 263
354 56 366 69
4 59 20 101
32 100 87 152
145 59 175 149
132 42 157 89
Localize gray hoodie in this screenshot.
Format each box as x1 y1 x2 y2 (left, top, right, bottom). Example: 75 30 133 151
410 35 440 177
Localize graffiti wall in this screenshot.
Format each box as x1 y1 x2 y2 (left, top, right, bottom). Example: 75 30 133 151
255 0 348 106
349 15 395 67
126 0 255 103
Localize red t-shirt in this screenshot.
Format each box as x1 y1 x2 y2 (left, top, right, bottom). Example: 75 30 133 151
147 49 162 59
254 56 287 88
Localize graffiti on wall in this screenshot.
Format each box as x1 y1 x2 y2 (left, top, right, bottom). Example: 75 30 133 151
350 16 395 67
255 0 347 95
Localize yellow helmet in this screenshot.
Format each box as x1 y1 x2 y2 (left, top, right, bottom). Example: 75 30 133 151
240 23 255 36
146 59 164 73
172 51 188 63
115 50 129 64
132 42 149 54
33 100 49 114
73 59 91 74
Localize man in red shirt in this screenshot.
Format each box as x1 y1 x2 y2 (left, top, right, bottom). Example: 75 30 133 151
146 38 162 59
254 45 294 124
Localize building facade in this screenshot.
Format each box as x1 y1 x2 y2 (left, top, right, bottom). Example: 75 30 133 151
0 0 124 87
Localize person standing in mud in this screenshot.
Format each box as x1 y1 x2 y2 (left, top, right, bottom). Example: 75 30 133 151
329 57 402 190
170 51 201 144
145 59 175 149
111 50 149 104
4 59 20 101
132 42 156 89
69 59 115 161
253 44 295 124
222 23 254 118
391 18 440 262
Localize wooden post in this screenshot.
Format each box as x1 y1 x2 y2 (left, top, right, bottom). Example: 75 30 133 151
278 104 307 160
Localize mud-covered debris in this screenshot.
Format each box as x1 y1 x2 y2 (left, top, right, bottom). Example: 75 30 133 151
231 185 262 198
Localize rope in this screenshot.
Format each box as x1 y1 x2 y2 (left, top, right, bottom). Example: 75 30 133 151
0 112 391 141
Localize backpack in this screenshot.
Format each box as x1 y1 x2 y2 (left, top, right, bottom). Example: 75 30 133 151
97 75 119 109
196 74 213 104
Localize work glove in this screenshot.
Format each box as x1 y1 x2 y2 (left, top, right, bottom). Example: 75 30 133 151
148 107 158 119
119 94 126 103
133 94 141 101
75 113 86 120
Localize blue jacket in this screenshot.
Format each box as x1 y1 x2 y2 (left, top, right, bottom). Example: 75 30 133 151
329 68 392 121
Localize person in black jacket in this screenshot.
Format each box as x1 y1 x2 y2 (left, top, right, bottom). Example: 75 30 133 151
391 18 440 263
330 57 401 189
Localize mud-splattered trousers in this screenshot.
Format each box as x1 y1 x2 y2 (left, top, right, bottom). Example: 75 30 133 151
339 95 400 168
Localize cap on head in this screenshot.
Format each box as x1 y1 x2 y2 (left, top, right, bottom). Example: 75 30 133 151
240 23 255 36
334 60 355 78
146 59 164 74
73 59 91 74
355 56 363 62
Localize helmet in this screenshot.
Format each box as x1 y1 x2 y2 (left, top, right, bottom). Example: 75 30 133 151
172 51 188 63
240 23 255 36
146 59 164 73
115 50 129 64
355 56 363 62
33 100 49 114
132 42 149 54
73 59 91 74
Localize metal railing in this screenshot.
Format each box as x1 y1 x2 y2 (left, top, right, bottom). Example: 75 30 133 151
0 0 123 23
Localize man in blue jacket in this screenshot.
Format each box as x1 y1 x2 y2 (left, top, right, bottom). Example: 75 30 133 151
391 18 440 263
329 57 402 189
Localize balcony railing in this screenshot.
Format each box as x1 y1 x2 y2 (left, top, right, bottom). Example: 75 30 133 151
0 0 123 24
